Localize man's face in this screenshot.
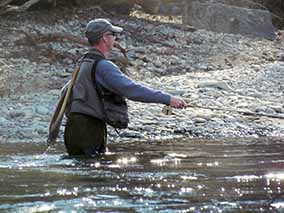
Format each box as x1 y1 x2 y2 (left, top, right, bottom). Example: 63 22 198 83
103 31 117 50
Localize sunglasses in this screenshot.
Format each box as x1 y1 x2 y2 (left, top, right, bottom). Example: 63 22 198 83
105 32 117 37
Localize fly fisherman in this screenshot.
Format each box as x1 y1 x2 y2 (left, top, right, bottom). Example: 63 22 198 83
63 18 187 157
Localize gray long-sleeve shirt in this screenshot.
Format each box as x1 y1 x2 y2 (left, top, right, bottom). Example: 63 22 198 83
95 60 171 105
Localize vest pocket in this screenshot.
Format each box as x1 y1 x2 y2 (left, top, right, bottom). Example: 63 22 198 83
72 84 88 102
103 101 129 129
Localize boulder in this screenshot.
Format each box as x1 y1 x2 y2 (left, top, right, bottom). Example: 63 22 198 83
183 2 276 40
137 0 161 14
137 0 182 15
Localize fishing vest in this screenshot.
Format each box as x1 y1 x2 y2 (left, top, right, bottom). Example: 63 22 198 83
70 50 129 129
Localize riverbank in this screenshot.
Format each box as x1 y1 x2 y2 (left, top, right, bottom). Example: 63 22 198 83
0 6 284 143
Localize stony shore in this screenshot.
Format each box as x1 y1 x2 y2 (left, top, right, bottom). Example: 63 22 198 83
0 7 284 144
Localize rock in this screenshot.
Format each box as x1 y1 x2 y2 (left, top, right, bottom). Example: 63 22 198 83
183 2 276 40
119 130 144 138
35 106 50 115
0 63 11 97
142 119 158 125
255 107 275 114
271 106 284 113
153 60 162 68
193 117 207 123
198 81 235 92
8 110 26 118
276 52 284 61
193 113 212 121
0 117 9 124
223 115 240 123
138 0 161 14
47 89 61 96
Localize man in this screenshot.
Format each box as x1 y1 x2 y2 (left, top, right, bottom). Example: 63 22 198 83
64 18 187 157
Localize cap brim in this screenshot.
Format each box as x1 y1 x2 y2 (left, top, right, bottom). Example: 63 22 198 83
111 25 123 33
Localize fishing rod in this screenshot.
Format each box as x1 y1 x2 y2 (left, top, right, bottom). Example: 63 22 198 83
162 104 284 120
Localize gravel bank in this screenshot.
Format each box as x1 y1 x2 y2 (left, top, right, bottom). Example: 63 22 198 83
0 6 284 144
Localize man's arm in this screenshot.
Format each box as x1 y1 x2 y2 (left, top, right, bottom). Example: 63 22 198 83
96 60 171 104
96 60 187 108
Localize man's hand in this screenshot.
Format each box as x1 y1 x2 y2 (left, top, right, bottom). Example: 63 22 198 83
170 96 187 109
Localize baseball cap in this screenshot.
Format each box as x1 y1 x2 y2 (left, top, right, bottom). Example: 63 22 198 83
85 18 123 42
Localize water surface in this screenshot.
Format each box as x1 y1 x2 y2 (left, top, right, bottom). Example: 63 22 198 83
1 137 284 212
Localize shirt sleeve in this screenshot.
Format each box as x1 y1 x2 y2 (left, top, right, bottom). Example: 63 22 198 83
95 59 171 105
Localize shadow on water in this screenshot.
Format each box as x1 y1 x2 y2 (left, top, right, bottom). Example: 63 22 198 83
1 137 284 212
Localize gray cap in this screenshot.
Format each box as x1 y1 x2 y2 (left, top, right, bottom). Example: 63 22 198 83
85 18 123 42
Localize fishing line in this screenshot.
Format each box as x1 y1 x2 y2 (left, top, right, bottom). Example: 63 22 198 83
162 104 284 119
42 145 53 155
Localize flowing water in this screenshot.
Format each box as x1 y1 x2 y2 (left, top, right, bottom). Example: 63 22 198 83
1 137 284 212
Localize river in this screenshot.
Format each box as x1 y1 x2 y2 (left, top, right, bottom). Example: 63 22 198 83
0 137 284 212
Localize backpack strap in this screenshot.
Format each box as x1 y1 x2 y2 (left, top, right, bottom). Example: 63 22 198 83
90 57 104 85
82 52 105 84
